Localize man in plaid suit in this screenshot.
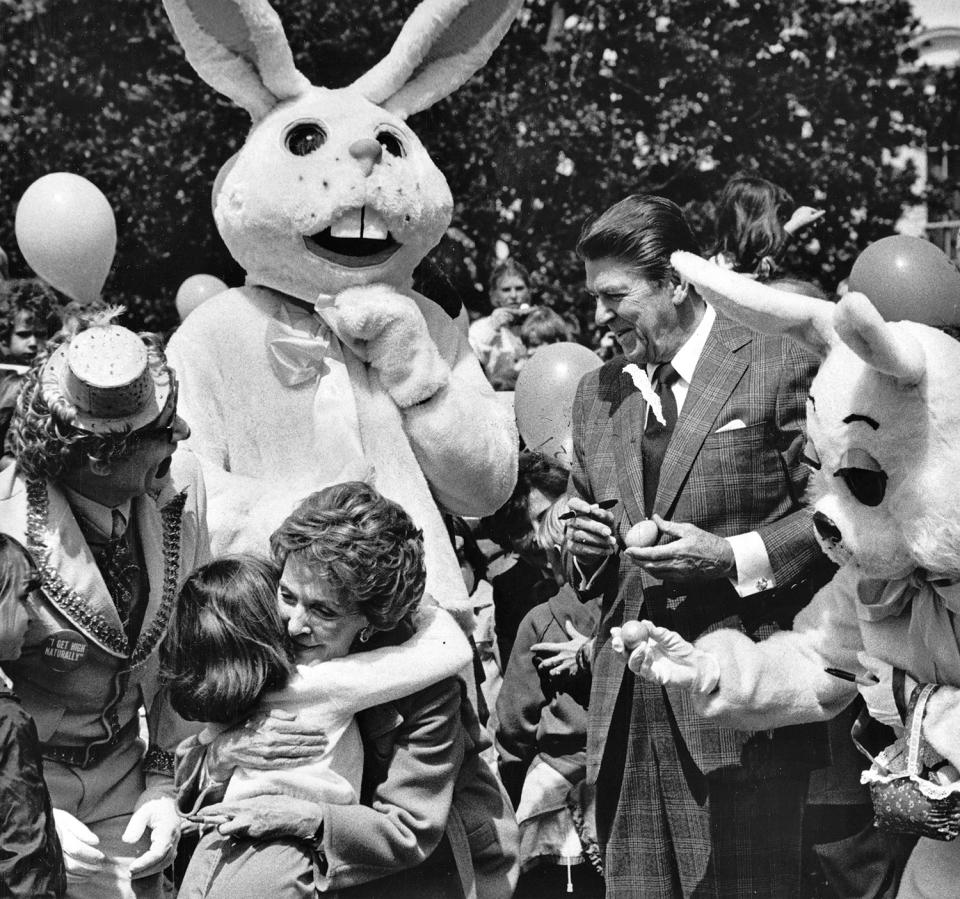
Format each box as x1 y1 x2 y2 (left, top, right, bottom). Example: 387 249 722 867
564 196 831 897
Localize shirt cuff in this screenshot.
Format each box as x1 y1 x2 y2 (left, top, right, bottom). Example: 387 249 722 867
726 532 775 597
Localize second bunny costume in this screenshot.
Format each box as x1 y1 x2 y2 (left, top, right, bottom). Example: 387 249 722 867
618 255 960 897
162 0 521 628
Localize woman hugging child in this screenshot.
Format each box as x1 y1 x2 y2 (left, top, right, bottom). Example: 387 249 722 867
163 482 472 893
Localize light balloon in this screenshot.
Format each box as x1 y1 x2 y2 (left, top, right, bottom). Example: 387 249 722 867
176 274 228 321
849 235 960 326
15 173 117 305
514 342 602 469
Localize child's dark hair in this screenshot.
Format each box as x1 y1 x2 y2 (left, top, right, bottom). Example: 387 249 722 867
270 482 426 632
162 555 295 725
0 279 60 343
0 534 40 604
484 451 569 553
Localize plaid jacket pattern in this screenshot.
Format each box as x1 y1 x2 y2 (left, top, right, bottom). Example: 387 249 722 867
572 313 830 782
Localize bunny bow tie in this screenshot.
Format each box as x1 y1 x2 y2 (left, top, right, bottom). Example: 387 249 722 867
266 301 334 387
857 570 960 684
859 571 960 622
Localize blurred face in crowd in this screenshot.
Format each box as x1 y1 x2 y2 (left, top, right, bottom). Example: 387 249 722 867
491 274 529 309
585 256 690 366
277 553 368 664
5 310 44 363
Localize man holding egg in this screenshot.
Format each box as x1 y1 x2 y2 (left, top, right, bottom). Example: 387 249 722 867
563 195 831 898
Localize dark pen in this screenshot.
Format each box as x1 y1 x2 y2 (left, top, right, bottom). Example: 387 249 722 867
559 498 618 521
824 667 879 687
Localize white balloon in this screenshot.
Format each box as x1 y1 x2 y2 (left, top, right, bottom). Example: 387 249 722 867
15 173 117 304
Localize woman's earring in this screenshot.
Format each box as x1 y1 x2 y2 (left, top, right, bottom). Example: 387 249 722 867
359 626 372 643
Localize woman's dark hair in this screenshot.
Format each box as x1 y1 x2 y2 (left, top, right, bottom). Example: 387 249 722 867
161 555 294 725
576 195 701 287
713 174 794 279
0 534 40 607
270 482 426 632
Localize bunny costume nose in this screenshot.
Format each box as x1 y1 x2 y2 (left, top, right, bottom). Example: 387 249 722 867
349 139 383 177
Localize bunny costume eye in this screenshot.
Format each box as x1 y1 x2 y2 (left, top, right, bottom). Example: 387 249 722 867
285 121 328 156
834 448 887 507
376 129 406 158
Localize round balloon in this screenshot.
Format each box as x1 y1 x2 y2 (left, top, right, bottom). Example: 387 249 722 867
176 274 227 321
15 173 117 305
514 342 602 469
849 235 960 326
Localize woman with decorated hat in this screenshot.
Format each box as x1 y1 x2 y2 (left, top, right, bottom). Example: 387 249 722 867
0 311 211 899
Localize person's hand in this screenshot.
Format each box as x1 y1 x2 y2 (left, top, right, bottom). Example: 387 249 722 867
200 796 324 842
922 685 960 771
563 497 618 563
124 794 180 879
490 306 521 330
531 620 590 678
207 709 329 780
623 515 735 582
783 206 826 235
326 285 449 407
611 620 720 694
53 808 105 880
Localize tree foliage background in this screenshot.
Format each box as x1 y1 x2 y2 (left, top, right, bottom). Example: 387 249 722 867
0 0 941 337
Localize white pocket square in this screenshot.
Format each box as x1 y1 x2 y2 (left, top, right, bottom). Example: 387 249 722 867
715 419 747 433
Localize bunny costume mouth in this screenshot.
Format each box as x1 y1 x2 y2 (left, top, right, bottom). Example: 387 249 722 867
304 206 401 269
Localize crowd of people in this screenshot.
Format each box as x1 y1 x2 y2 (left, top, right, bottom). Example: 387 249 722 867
0 169 946 899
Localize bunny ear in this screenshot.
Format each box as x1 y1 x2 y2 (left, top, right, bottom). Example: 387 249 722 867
162 0 310 121
833 292 926 385
350 0 524 119
670 251 837 358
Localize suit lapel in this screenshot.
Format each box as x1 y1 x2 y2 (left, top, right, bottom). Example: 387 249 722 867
654 318 751 518
612 362 648 527
28 480 127 657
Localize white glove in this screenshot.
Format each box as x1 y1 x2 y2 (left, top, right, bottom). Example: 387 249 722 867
53 808 105 879
855 651 912 731
611 621 720 694
326 285 449 407
123 793 181 879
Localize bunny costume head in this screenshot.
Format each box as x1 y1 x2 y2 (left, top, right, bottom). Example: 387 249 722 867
672 253 960 582
164 0 522 300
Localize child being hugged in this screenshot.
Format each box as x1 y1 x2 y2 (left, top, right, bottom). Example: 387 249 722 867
0 534 66 898
162 481 472 809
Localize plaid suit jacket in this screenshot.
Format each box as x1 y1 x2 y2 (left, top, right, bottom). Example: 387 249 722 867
571 313 830 781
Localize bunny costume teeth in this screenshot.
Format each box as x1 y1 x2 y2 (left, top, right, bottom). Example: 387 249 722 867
305 206 401 269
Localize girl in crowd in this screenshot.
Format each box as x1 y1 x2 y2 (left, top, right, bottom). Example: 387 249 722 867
712 174 824 280
0 534 65 898
166 482 515 898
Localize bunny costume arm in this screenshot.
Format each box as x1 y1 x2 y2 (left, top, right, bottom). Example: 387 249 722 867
398 292 518 517
687 564 862 730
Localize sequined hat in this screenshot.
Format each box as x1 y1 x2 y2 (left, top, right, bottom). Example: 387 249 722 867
40 324 172 434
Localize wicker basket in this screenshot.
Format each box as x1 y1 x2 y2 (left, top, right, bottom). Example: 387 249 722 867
857 683 960 841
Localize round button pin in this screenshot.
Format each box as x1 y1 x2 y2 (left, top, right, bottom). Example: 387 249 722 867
41 630 88 672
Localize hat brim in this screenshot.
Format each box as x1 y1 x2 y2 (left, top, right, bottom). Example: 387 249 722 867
41 343 173 436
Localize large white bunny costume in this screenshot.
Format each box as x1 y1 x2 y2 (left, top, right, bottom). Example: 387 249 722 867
162 0 521 628
620 255 960 896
